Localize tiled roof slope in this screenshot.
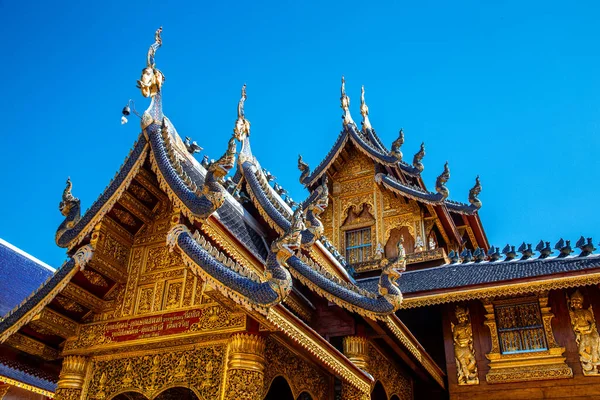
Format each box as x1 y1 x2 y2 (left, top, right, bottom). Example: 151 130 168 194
0 239 54 318
357 254 600 295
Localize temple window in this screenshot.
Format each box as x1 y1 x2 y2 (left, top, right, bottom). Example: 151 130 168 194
494 300 547 354
345 227 372 264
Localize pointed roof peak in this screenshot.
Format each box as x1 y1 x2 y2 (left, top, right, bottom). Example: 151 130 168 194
234 84 251 140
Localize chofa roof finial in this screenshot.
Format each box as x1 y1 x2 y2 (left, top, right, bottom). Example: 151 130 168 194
468 176 482 209
233 84 251 140
435 162 450 200
390 128 404 161
360 85 372 131
413 142 425 173
137 27 165 99
340 76 354 127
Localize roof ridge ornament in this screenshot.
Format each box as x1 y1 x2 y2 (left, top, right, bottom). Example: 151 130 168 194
137 27 164 99
390 129 404 161
298 155 311 185
56 178 82 245
468 176 482 209
576 236 596 257
535 240 553 259
413 142 425 173
435 162 450 200
340 76 354 127
555 238 573 258
234 84 251 141
360 85 372 131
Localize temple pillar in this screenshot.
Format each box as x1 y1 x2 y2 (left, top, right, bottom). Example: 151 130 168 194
0 383 10 399
342 336 370 400
54 355 88 400
343 336 369 371
223 333 266 400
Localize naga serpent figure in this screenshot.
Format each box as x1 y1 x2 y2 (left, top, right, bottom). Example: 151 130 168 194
468 176 482 209
298 155 310 185
377 239 406 312
435 162 450 200
55 178 81 245
199 136 237 219
301 177 329 248
412 142 425 173
266 208 304 299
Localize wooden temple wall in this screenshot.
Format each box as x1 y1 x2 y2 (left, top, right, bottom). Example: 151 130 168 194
442 286 600 400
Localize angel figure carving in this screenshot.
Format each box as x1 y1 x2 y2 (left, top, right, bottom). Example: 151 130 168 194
451 306 479 385
568 290 600 375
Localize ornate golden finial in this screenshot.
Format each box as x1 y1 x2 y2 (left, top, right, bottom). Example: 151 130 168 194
233 84 251 140
137 27 165 98
468 176 482 209
340 76 354 127
390 129 404 160
360 85 371 131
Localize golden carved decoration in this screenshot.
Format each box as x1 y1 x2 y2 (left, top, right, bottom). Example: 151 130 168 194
63 283 105 313
87 344 225 400
145 245 183 273
343 336 369 371
0 384 9 399
58 355 88 390
368 343 412 400
341 383 370 400
224 333 266 400
164 280 183 310
567 289 600 375
266 307 372 394
483 296 573 384
81 269 109 287
114 208 137 227
451 306 479 385
136 286 154 314
130 183 154 203
263 337 329 400
0 376 55 398
55 295 85 313
122 248 144 316
5 332 59 360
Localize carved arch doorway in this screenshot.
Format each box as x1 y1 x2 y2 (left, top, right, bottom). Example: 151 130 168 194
111 392 149 400
371 381 388 400
264 375 295 400
154 387 199 400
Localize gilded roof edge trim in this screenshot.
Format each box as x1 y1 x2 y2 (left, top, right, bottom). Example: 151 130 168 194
0 374 55 398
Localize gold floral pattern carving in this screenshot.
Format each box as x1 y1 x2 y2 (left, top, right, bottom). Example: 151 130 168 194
225 369 263 400
113 208 137 227
87 345 225 400
122 247 143 316
56 295 84 313
263 337 329 400
130 183 154 203
81 269 109 287
368 343 412 400
145 246 183 272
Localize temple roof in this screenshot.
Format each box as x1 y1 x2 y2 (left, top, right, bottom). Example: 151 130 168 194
0 361 56 394
0 239 54 318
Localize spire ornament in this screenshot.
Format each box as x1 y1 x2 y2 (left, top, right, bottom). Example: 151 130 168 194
298 155 311 185
340 76 354 127
468 176 482 209
435 162 450 200
136 27 164 99
233 84 251 140
390 129 404 161
413 142 425 172
360 85 372 131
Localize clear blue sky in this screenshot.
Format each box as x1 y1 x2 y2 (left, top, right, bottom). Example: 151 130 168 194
0 1 598 267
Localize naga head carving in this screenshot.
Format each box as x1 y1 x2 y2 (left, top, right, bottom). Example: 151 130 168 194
136 27 165 98
59 178 80 217
207 137 237 180
298 155 309 173
390 129 404 160
307 177 329 215
272 207 305 266
468 176 482 209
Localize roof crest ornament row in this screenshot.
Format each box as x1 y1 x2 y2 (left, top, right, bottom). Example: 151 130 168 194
340 76 354 127
360 85 371 131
